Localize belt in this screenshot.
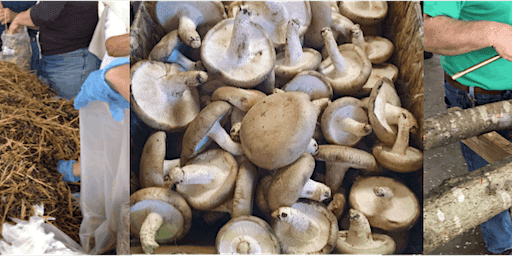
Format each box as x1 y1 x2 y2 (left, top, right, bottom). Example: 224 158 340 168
445 72 502 95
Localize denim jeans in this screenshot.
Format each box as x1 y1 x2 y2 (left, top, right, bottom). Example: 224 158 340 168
30 40 40 74
40 48 101 100
444 80 512 253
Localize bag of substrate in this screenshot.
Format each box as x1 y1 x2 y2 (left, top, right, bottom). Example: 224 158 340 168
0 26 32 71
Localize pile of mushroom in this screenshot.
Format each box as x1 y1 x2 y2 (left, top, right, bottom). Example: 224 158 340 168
131 1 422 254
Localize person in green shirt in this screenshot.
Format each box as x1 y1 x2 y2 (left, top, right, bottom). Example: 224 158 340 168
424 1 512 255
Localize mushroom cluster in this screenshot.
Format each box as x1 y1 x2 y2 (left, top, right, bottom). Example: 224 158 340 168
131 1 422 254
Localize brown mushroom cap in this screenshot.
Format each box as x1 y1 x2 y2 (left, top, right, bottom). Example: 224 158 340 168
240 92 317 170
304 1 333 50
255 175 273 216
174 149 238 211
271 199 338 254
321 97 371 146
282 70 333 100
211 86 266 112
368 78 403 146
216 215 281 254
338 1 388 25
130 187 192 243
275 48 322 79
365 36 394 64
200 13 276 88
180 101 232 165
349 176 420 231
231 157 259 217
355 63 399 97
131 61 206 132
373 142 423 173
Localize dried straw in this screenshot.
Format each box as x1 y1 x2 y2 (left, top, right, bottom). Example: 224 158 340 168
0 62 81 243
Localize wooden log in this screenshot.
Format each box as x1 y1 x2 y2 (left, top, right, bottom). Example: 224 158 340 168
423 155 512 254
423 100 512 150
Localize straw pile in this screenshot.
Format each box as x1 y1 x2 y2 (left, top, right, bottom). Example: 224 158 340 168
0 62 81 243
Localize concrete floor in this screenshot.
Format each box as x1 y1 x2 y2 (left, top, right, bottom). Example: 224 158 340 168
423 54 490 255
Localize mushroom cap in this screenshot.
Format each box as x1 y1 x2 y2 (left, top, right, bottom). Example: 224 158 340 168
275 48 322 79
349 176 420 231
338 1 388 25
372 142 423 173
319 44 372 96
175 149 239 211
255 175 273 217
228 1 312 49
155 1 226 33
131 61 203 132
232 157 259 217
130 187 192 242
271 199 338 254
314 145 378 172
282 70 333 100
240 92 317 170
355 63 399 97
267 153 316 212
321 97 371 146
303 1 333 50
216 215 281 254
211 86 266 112
180 101 232 165
200 17 276 88
139 131 180 189
365 36 394 64
148 30 181 62
368 78 402 146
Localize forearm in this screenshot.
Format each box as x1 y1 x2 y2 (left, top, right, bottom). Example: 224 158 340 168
105 64 130 102
11 9 34 27
105 34 129 57
424 14 502 56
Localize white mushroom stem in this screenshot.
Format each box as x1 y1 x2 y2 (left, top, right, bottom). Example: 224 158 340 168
227 8 252 63
265 1 289 28
275 207 321 242
273 88 285 94
165 70 208 88
178 8 203 48
345 209 373 247
163 159 181 179
312 98 331 118
340 117 373 137
327 193 345 219
167 49 198 71
321 27 349 73
208 120 244 156
373 186 394 212
325 162 350 192
232 235 262 254
300 179 331 202
306 138 319 155
140 212 164 254
168 165 223 187
284 19 304 66
350 24 367 53
391 113 411 155
375 93 394 133
384 103 408 126
230 107 245 142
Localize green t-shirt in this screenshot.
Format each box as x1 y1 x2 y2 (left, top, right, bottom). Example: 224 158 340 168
424 1 512 90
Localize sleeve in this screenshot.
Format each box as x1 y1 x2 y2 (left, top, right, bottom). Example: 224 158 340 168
30 1 67 26
423 1 465 19
104 7 128 41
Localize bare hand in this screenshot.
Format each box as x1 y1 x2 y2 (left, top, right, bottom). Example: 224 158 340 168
0 8 17 25
492 23 512 61
7 20 21 34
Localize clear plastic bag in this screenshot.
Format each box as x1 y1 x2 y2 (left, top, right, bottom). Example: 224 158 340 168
0 204 86 255
0 26 31 71
79 101 130 254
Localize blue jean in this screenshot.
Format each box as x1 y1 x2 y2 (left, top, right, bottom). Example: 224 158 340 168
30 40 40 74
444 80 512 253
40 48 101 100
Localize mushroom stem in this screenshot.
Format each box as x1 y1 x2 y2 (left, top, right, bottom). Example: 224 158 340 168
167 49 198 71
373 186 394 212
233 235 261 254
168 165 224 187
306 138 319 155
374 92 394 133
166 70 208 88
340 117 373 137
140 212 164 254
321 27 349 73
345 209 373 247
327 193 345 219
350 24 367 53
384 103 406 126
265 1 289 28
163 159 181 181
390 113 410 155
178 9 203 48
325 162 349 192
227 8 252 63
284 19 304 66
230 107 245 142
300 179 331 202
208 120 244 156
275 208 321 242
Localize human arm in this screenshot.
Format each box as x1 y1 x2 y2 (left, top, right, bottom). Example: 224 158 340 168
7 8 34 34
0 7 18 25
105 63 130 102
105 34 129 57
424 14 512 61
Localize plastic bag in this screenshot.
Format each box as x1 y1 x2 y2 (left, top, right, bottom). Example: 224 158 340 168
0 204 86 255
79 101 130 254
0 26 31 71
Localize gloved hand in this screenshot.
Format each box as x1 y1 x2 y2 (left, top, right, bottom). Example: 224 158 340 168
74 58 129 121
56 160 80 183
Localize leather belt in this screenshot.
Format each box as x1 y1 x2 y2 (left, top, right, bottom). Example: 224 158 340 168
445 72 502 95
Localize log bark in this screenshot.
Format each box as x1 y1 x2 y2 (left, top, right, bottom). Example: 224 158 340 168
423 155 512 254
423 100 512 150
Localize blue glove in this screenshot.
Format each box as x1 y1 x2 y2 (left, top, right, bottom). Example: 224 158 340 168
74 58 130 121
56 160 81 183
